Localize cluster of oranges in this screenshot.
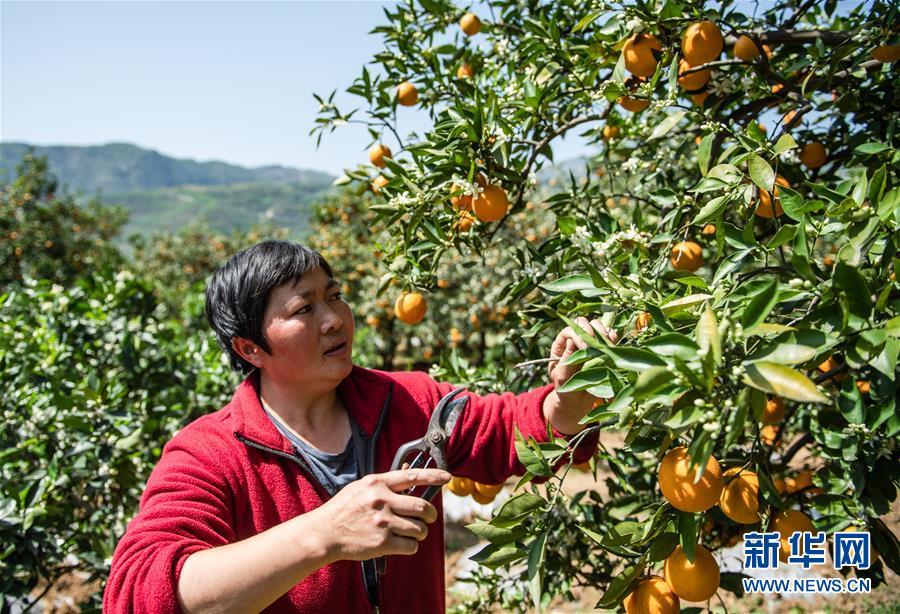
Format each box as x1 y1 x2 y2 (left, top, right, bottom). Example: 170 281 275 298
446 476 504 504
623 445 821 611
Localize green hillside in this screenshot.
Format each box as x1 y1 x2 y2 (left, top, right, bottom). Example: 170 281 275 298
0 142 332 194
1 142 336 238
110 181 332 239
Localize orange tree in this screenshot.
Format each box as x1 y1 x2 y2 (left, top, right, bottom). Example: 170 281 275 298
315 0 900 610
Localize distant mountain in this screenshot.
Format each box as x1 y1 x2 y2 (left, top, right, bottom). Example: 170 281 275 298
0 142 336 239
0 142 332 194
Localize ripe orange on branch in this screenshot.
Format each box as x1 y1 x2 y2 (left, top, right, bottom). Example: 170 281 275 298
762 396 785 424
664 544 720 602
658 446 724 512
755 175 790 218
800 142 827 169
733 35 760 61
624 576 679 614
368 143 392 168
719 467 760 524
619 96 650 113
460 13 481 36
635 312 652 331
623 33 663 77
682 21 724 65
394 291 427 324
371 175 389 194
770 510 815 562
670 241 703 272
872 44 900 63
447 476 474 496
397 81 419 106
677 58 711 91
456 63 474 79
472 184 509 222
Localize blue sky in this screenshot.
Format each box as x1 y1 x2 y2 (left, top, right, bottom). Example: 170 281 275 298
1 0 594 175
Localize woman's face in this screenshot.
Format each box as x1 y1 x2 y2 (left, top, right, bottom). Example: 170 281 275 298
251 267 355 391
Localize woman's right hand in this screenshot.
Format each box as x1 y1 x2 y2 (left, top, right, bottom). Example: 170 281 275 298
311 468 451 562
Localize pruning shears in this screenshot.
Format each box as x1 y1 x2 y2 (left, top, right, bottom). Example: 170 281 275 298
376 387 468 576
388 386 469 501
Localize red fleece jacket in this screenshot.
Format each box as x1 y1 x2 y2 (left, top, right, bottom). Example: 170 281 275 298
103 365 596 613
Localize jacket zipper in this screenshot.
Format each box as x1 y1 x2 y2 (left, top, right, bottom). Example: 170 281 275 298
233 382 394 613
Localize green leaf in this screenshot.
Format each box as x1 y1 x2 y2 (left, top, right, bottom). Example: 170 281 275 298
660 294 713 315
773 133 798 155
691 195 729 225
642 333 699 360
833 261 872 318
747 154 775 192
854 142 890 155
557 367 611 393
740 278 778 329
527 531 547 610
470 543 526 569
749 343 818 364
838 380 865 425
633 366 672 399
602 346 666 371
696 303 721 365
515 440 553 477
697 133 715 176
491 493 546 528
791 222 817 282
648 532 679 561
650 111 687 140
741 361 829 403
678 512 699 561
572 10 603 33
596 560 645 608
466 522 527 545
540 274 596 294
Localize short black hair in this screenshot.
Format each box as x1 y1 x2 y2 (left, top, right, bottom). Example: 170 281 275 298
205 240 335 373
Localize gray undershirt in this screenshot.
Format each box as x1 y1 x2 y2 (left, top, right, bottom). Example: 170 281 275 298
262 406 360 495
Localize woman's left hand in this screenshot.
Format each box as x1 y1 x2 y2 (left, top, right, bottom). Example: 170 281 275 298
543 317 618 433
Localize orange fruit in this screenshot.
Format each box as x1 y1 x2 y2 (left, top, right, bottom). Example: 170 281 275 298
460 12 481 36
471 489 495 504
760 424 780 446
843 526 879 562
658 447 724 512
857 380 870 395
371 175 389 194
762 44 773 58
770 510 815 562
447 476 474 496
756 175 790 218
457 63 474 79
682 21 724 65
394 292 427 324
436 279 450 289
701 223 716 235
762 397 785 424
774 478 787 493
623 33 663 77
368 143 392 168
670 241 703 272
619 96 650 113
800 142 827 169
786 470 813 494
397 81 419 106
823 254 835 266
602 124 620 140
691 91 710 107
783 109 799 127
474 482 503 498
719 467 760 524
454 211 475 232
817 355 846 382
872 45 900 63
624 576 679 614
664 544 720 602
472 184 509 221
677 58 711 91
635 312 653 331
733 35 760 61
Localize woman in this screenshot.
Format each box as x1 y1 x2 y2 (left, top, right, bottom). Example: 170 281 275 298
103 240 615 613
